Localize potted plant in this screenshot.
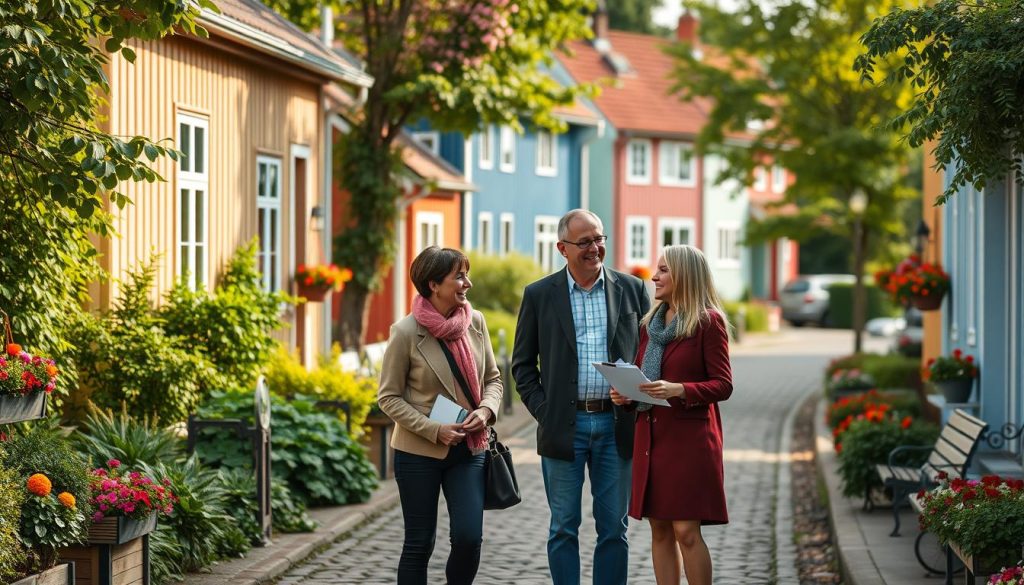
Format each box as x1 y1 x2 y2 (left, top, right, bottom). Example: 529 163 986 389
294 264 352 302
923 349 978 403
17 472 87 577
834 413 938 500
827 368 875 400
0 342 59 425
875 255 950 310
989 564 1024 585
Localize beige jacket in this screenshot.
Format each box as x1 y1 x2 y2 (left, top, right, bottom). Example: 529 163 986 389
377 311 503 459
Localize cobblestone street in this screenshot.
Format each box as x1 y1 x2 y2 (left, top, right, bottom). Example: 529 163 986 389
276 329 884 584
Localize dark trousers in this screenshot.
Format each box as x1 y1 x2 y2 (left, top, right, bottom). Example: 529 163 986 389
394 443 486 585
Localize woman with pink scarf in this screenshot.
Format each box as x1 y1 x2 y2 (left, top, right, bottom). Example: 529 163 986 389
377 246 504 585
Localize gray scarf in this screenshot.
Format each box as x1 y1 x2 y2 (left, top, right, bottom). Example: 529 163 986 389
637 304 679 412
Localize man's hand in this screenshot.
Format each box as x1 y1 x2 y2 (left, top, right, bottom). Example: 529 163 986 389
438 424 466 446
462 407 492 433
610 388 632 406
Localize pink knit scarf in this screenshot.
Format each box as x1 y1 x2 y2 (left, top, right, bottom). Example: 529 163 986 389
412 295 487 453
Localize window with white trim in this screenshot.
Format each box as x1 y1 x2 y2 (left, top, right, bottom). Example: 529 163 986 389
256 155 282 293
534 216 559 272
626 139 652 185
415 211 443 253
626 216 652 265
477 212 493 254
717 222 741 266
177 113 209 290
658 141 696 187
752 167 767 191
658 217 695 248
771 163 786 193
499 213 514 255
499 126 516 173
536 130 557 176
411 131 440 155
479 126 495 170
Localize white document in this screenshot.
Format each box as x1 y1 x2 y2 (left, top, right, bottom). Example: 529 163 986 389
429 394 468 424
592 361 671 406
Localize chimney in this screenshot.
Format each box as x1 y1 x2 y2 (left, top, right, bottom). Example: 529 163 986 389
677 11 698 43
592 0 609 50
320 4 334 46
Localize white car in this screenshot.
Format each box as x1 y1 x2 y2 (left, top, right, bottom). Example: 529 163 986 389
779 274 856 327
866 316 906 337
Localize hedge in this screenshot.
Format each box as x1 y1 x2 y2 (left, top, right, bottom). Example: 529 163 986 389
826 282 899 329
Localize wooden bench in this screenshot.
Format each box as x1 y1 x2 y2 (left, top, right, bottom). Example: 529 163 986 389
875 408 988 536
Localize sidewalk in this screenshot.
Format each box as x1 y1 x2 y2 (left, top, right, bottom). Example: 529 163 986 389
815 397 939 585
182 404 536 585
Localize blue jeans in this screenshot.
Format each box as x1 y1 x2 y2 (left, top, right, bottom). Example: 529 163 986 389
541 410 632 585
394 444 486 585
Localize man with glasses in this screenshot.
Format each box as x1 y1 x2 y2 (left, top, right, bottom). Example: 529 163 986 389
513 209 650 585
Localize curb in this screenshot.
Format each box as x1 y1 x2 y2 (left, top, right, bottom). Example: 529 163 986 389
773 383 817 583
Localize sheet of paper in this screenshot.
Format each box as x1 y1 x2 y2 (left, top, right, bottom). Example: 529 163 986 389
429 394 468 424
592 362 671 406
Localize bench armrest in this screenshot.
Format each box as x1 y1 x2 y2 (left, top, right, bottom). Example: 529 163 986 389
887 445 932 467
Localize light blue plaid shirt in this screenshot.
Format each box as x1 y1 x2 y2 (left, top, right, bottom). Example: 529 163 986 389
567 269 610 401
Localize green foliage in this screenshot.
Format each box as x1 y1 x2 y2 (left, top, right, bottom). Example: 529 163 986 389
836 417 939 497
19 489 87 560
918 476 1024 566
721 301 771 336
607 0 664 34
0 450 25 582
196 391 378 506
478 308 517 359
271 477 317 533
72 407 183 469
825 283 899 329
149 526 185 585
264 344 378 435
826 389 921 430
0 422 92 520
856 0 1024 204
161 241 293 390
862 353 922 390
466 252 544 314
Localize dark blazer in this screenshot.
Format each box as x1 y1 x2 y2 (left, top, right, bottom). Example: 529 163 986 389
512 267 650 461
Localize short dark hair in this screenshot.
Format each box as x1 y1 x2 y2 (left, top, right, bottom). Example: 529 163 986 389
410 246 470 298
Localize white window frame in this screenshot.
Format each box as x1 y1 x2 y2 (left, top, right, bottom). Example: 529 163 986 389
499 126 516 173
499 213 515 255
176 113 209 291
415 211 444 253
411 131 440 155
771 163 786 193
477 212 493 254
716 221 741 268
534 215 559 273
658 141 697 187
625 215 652 265
626 139 652 185
752 166 768 191
535 130 557 177
256 155 283 293
478 126 495 170
657 217 696 249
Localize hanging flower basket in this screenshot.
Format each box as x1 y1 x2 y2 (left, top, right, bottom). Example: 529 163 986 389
294 264 353 303
876 255 950 309
0 309 58 424
296 282 333 302
912 290 945 311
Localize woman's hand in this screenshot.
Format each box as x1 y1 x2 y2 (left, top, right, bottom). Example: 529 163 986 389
461 407 492 433
609 388 632 406
438 424 467 446
638 380 684 400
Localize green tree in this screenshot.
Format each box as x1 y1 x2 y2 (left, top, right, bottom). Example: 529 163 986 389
0 0 211 393
669 0 918 351
608 0 662 34
856 0 1024 203
262 0 593 349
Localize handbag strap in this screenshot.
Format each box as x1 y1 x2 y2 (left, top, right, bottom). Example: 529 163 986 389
437 340 479 411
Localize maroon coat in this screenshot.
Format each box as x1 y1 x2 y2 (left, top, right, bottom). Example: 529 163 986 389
628 311 733 524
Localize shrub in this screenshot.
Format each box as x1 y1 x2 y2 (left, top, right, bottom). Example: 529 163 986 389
271 477 317 533
72 407 183 469
862 354 922 390
0 421 93 521
743 302 771 333
827 390 921 431
465 252 544 314
826 354 867 379
478 308 517 358
836 416 939 498
826 368 875 397
0 452 25 583
825 282 899 329
19 470 88 569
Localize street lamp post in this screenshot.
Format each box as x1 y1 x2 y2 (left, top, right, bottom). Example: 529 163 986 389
915 219 931 258
850 190 868 354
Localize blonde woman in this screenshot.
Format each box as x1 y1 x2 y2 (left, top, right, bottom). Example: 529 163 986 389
610 245 733 585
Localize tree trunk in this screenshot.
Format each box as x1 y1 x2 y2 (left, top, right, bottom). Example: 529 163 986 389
338 282 373 353
852 221 869 354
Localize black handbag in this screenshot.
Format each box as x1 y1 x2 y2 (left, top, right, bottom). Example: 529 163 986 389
438 341 522 510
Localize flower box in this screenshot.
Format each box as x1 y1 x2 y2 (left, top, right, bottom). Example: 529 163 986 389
10 562 75 585
87 515 157 545
296 282 333 302
58 527 152 585
0 391 46 424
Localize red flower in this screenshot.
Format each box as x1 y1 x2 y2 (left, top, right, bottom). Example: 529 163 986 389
901 416 912 429
953 348 963 358
5 343 21 356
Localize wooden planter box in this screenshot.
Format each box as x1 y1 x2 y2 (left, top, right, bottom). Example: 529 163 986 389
361 414 395 479
58 516 156 585
0 391 47 424
947 541 1020 585
11 563 75 585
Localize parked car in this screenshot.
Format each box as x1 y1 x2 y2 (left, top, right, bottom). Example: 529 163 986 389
779 274 856 327
866 316 906 337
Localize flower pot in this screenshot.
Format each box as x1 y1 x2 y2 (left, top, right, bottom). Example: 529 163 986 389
87 515 157 545
297 282 332 302
935 378 973 403
0 391 47 424
10 562 75 585
912 291 945 311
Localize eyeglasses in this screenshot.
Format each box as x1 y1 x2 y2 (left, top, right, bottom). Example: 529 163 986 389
560 235 608 249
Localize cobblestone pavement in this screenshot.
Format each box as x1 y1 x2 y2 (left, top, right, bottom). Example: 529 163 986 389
276 329 884 584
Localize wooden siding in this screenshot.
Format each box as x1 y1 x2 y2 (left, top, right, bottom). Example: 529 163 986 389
95 34 329 358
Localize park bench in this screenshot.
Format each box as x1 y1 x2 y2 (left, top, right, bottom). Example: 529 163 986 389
875 408 988 537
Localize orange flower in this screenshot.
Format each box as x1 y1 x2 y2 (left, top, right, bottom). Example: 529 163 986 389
27 473 52 497
45 364 58 378
6 343 21 356
57 492 76 509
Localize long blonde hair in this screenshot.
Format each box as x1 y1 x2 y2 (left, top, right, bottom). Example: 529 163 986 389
641 245 729 339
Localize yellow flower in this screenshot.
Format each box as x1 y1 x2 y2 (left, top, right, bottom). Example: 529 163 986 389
57 492 76 509
26 473 52 497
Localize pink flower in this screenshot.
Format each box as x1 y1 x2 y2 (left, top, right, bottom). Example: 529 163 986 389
107 459 121 469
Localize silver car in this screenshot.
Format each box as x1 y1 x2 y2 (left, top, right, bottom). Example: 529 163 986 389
779 274 856 327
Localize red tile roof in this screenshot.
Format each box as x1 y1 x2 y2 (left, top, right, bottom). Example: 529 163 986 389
558 31 708 137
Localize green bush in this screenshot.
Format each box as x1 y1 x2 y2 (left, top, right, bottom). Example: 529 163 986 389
466 252 544 314
72 407 183 468
0 450 25 583
743 302 771 333
826 282 900 329
478 308 517 357
836 417 939 498
195 391 378 506
0 421 93 521
862 354 922 390
271 477 317 533
826 389 922 430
